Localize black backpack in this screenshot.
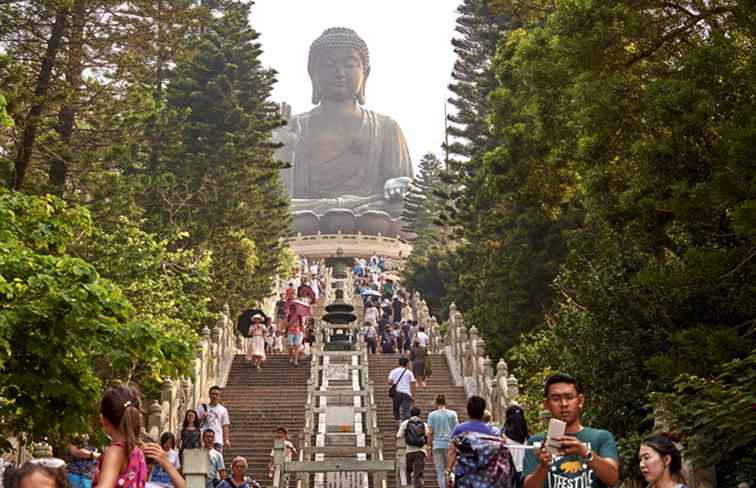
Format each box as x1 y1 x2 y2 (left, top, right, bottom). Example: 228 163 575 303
404 419 427 447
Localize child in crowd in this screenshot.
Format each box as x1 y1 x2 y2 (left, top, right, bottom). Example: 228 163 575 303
265 324 276 355
148 432 181 487
93 384 147 488
268 427 297 488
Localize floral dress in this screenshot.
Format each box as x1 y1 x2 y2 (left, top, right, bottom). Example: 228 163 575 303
92 441 147 488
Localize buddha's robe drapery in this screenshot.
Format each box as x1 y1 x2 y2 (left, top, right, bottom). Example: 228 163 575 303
276 107 413 216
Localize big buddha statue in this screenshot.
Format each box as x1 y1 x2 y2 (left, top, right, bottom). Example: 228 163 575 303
276 27 413 229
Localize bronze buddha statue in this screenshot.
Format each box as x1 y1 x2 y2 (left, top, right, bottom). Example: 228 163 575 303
276 27 413 219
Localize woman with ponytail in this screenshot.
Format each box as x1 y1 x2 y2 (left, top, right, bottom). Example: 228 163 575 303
639 433 687 488
93 385 147 488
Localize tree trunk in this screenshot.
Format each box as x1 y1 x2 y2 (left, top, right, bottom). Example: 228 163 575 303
49 0 85 190
12 7 69 190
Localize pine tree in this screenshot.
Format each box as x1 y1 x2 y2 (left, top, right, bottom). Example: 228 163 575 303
158 0 290 311
401 152 444 238
440 0 508 249
446 0 506 162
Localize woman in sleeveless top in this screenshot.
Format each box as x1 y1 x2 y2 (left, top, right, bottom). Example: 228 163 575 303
93 385 147 488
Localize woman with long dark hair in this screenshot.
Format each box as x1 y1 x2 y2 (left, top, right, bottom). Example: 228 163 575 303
639 433 687 488
93 384 146 488
502 404 530 484
178 410 201 465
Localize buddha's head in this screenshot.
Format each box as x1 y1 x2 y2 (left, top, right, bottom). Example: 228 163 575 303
308 27 370 105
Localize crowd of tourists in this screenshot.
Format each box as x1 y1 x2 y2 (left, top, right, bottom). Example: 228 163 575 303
387 369 693 488
0 255 698 488
0 383 297 488
244 257 324 369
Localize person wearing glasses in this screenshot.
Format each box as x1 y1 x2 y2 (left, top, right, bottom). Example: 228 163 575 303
522 373 620 488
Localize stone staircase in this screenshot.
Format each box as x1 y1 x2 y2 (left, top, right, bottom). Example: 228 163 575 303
221 286 470 488
369 353 468 488
222 353 311 487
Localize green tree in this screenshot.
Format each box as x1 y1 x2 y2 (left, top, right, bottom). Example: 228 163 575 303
0 93 12 128
446 0 506 161
0 190 198 447
650 353 756 485
402 152 444 237
401 152 452 316
489 1 756 482
156 0 290 312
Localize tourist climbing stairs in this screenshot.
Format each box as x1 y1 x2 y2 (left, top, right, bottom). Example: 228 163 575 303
369 353 468 488
221 293 329 486
222 353 312 487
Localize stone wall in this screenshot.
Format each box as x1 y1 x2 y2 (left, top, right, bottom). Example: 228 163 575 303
409 292 520 423
145 303 240 441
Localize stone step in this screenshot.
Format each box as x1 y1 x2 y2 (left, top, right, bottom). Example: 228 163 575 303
221 354 311 487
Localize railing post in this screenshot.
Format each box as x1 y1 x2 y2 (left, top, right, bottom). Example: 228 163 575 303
272 438 285 488
182 449 209 488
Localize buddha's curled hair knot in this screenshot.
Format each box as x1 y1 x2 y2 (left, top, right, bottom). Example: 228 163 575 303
308 27 370 75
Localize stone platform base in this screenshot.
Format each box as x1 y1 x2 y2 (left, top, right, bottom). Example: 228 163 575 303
287 232 412 260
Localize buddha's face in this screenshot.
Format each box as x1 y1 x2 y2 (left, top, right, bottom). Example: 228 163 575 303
313 46 365 103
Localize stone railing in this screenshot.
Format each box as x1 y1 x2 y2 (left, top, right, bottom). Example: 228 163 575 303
146 303 240 441
410 292 520 424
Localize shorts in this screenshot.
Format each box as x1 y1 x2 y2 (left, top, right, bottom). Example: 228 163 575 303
288 334 302 346
68 474 92 488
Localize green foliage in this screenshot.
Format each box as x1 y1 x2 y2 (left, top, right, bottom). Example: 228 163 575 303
401 152 456 317
152 0 290 311
650 353 756 486
402 152 445 237
0 190 197 446
407 0 756 482
0 93 12 128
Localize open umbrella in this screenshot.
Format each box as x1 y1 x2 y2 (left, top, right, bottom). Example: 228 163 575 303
237 308 269 337
360 288 382 297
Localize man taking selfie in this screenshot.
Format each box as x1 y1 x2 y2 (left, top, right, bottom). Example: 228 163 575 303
523 373 619 488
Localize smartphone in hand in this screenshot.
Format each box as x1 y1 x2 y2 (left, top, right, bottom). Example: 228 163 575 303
546 418 566 455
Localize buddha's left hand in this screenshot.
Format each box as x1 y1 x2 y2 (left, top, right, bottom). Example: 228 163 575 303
384 177 411 200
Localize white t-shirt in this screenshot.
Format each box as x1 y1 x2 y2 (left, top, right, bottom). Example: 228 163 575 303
364 307 379 322
388 367 416 396
416 331 429 347
197 402 230 444
270 440 297 462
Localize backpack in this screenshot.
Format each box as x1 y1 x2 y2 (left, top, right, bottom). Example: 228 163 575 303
452 432 516 488
404 419 427 447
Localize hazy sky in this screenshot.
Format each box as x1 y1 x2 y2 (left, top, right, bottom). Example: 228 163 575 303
249 0 461 169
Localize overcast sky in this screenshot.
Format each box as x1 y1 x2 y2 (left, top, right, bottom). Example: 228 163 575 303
249 0 461 169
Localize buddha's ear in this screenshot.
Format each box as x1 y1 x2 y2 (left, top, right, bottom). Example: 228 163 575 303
311 78 321 105
357 69 369 105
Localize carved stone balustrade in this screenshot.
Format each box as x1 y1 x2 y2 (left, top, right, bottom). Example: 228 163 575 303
408 293 520 424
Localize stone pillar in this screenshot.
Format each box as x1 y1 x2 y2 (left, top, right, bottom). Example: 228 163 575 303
183 449 209 488
458 327 469 375
428 317 439 352
147 400 162 440
160 379 175 434
507 376 520 404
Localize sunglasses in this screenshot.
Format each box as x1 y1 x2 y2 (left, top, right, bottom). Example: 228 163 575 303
27 458 66 469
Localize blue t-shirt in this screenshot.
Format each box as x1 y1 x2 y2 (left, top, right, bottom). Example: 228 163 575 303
450 419 496 439
427 408 459 450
